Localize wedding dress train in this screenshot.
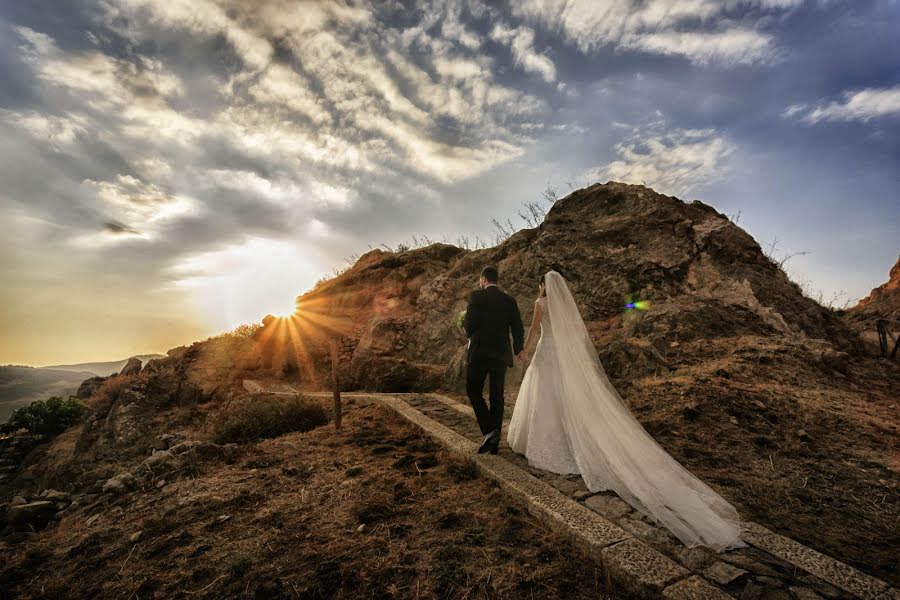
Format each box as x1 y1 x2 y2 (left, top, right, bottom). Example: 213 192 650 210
507 271 746 552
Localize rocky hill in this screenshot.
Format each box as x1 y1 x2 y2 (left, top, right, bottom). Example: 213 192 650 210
844 255 900 348
240 181 863 393
41 354 166 378
1 182 897 589
854 255 900 315
183 182 898 582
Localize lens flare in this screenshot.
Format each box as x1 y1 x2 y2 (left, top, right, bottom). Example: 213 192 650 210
624 298 651 311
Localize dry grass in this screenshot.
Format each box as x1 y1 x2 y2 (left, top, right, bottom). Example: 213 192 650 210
0 399 619 599
211 393 329 444
86 373 144 415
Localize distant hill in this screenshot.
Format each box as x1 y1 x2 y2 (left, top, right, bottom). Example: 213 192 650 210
1 354 164 423
0 366 90 422
41 354 164 378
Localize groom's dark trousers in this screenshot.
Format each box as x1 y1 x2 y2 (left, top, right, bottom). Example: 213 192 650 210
464 284 524 436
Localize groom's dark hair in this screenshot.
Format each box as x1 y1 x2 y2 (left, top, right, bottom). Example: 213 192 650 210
481 266 499 283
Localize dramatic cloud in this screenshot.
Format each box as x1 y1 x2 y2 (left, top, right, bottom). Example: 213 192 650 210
786 85 900 123
490 23 557 82
510 0 802 65
587 122 734 196
0 0 898 364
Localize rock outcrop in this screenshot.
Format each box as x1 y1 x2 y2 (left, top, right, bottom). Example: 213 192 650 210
75 376 109 399
118 357 143 376
843 255 900 354
854 254 900 316
845 255 900 325
242 182 860 392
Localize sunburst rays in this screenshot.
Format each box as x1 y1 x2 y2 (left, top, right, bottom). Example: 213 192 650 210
251 293 354 387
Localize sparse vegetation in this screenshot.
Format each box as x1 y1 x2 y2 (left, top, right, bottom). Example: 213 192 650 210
1 395 85 436
228 555 252 578
307 181 565 293
763 235 810 269
760 236 854 310
88 372 143 415
223 323 262 338
212 394 329 444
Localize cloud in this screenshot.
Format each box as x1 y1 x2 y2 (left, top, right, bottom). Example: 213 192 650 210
490 23 557 82
99 0 275 71
103 221 141 235
788 84 900 123
2 109 86 149
782 103 807 118
587 123 734 196
620 28 774 66
510 0 802 65
73 175 201 246
2 0 897 364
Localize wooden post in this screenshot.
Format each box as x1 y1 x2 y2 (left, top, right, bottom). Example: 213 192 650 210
331 341 342 430
875 319 898 359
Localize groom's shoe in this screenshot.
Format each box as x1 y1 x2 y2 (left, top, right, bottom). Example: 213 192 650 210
478 429 500 455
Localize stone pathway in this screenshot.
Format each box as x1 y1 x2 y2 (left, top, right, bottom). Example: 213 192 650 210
246 382 896 600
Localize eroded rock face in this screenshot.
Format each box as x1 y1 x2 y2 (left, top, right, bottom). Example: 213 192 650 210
843 255 900 353
845 255 900 328
76 376 109 399
855 255 900 313
119 357 143 376
237 182 859 392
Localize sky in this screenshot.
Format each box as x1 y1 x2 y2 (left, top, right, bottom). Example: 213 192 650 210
0 0 898 366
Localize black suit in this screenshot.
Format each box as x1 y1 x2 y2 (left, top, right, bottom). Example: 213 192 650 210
464 285 525 436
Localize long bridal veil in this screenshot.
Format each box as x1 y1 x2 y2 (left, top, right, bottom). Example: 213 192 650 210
543 270 746 551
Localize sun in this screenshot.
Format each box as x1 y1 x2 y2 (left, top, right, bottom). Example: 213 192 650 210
274 299 300 319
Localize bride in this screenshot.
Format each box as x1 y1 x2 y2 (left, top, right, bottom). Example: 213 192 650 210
507 270 746 552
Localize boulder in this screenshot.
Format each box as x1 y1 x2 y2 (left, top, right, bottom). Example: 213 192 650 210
119 357 143 376
152 432 185 451
76 376 109 399
169 440 203 455
39 489 71 503
102 472 137 494
6 501 57 527
143 449 175 469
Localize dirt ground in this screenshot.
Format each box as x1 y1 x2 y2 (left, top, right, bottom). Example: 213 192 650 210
0 400 619 599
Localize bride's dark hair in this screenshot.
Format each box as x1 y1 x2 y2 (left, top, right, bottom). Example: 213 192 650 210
539 264 570 296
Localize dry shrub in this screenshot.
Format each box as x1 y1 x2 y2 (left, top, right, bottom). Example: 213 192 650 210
213 394 329 444
87 373 143 415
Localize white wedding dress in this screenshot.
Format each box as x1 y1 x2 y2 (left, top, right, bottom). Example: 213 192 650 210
508 271 746 552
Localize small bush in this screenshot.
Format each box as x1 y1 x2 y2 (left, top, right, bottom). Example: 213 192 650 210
2 396 85 436
210 323 262 340
213 394 329 444
89 373 142 415
229 555 252 578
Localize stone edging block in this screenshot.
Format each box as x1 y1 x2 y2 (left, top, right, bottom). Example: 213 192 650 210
740 522 890 599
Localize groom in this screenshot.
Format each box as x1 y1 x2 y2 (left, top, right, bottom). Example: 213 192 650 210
464 266 524 455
